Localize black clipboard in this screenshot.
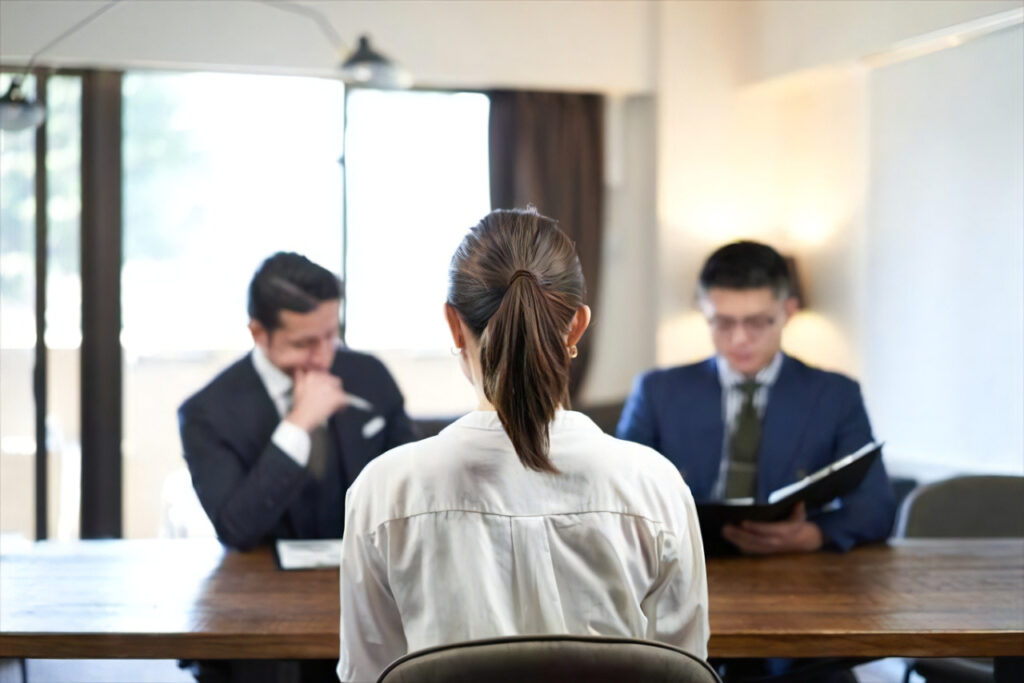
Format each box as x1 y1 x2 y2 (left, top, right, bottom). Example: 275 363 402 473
697 442 883 556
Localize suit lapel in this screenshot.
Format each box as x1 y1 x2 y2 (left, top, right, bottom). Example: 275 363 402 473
757 355 814 500
225 354 305 538
329 353 380 490
227 355 283 461
685 359 725 498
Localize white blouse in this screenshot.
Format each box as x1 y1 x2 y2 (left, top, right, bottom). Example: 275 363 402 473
337 410 709 682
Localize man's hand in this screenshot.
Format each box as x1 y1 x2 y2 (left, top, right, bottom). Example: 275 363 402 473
286 369 349 432
721 502 824 554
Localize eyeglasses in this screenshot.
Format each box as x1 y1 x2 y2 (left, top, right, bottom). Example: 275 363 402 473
708 314 778 336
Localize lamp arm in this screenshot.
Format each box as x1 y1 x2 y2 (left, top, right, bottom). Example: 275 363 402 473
22 0 124 76
255 0 350 58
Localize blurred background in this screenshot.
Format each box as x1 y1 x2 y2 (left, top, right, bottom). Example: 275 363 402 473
1 0 1021 543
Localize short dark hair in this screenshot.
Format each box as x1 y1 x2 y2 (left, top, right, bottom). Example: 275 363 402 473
698 240 792 299
247 252 342 332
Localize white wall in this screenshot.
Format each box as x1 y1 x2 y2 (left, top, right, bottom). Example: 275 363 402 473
742 0 1023 82
863 25 1024 478
0 0 656 93
653 3 871 375
653 1 1023 480
580 95 658 404
654 0 744 367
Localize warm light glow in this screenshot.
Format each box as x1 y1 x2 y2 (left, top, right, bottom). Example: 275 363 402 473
785 206 840 247
680 200 773 243
781 311 856 376
657 310 715 367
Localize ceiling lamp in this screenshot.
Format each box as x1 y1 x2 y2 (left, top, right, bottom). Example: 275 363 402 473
0 0 121 132
0 80 46 131
2 1 413 133
339 35 413 89
263 2 412 89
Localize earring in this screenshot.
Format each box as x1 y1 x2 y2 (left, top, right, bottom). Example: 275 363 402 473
568 345 579 359
450 346 462 356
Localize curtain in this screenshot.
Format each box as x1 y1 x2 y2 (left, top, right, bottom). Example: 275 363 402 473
487 90 604 402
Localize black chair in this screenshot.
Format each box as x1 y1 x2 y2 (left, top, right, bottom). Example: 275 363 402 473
376 634 720 683
895 475 1024 683
894 475 1024 539
411 415 458 440
578 401 626 436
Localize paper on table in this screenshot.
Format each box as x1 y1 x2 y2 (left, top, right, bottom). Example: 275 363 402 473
275 539 342 570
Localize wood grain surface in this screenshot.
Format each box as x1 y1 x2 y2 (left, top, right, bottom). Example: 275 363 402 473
1 538 1021 659
708 539 1024 657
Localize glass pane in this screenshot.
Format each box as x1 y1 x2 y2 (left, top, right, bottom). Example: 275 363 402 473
344 90 490 416
345 90 491 353
121 72 344 539
46 75 82 541
0 74 84 543
0 73 38 542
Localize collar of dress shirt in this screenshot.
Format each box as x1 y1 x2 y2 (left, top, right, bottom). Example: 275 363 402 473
250 344 293 408
716 351 784 390
449 409 603 435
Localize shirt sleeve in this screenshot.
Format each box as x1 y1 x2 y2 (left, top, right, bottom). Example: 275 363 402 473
272 420 311 467
337 489 407 682
642 473 710 660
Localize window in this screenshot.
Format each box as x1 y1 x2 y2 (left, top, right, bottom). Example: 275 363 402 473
121 72 344 538
0 72 82 541
6 72 490 540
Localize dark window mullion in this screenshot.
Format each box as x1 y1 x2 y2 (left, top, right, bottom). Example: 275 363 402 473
79 70 122 539
33 70 48 541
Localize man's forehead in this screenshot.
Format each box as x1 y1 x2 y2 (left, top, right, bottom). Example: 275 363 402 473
701 287 782 315
275 301 340 334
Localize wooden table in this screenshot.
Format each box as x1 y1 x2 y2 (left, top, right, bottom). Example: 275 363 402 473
1 538 1022 660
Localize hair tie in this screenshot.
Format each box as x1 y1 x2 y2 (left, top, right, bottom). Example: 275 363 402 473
508 269 537 286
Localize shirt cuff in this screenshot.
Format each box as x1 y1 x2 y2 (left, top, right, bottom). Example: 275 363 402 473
273 420 311 466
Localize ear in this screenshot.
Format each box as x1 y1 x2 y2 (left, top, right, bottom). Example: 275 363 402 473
249 320 269 350
567 305 592 347
783 296 799 321
444 304 467 350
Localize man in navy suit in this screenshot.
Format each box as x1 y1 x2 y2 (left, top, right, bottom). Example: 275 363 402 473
179 252 415 552
617 241 895 555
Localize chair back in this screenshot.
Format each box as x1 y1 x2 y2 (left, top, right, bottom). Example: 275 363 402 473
376 634 719 683
894 475 1024 538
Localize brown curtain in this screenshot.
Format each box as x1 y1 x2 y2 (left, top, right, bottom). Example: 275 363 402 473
488 90 604 402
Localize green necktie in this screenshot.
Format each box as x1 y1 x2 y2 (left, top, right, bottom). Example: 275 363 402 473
724 380 761 499
307 423 329 480
284 387 328 480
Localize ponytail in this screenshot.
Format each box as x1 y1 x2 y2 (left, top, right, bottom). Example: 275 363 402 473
479 271 574 473
448 209 586 474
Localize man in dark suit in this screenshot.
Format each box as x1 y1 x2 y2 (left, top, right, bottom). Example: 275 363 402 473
178 252 414 682
617 241 895 556
180 252 415 550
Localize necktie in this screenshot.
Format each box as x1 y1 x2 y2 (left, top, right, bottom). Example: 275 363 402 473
307 423 329 481
283 387 328 480
724 380 760 499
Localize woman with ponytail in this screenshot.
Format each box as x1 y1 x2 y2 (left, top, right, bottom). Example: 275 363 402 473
338 208 708 682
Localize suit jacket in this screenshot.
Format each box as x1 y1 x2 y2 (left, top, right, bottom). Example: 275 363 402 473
616 354 895 551
179 348 415 550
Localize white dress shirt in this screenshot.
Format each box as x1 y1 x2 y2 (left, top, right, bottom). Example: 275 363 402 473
250 345 311 466
337 410 709 682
